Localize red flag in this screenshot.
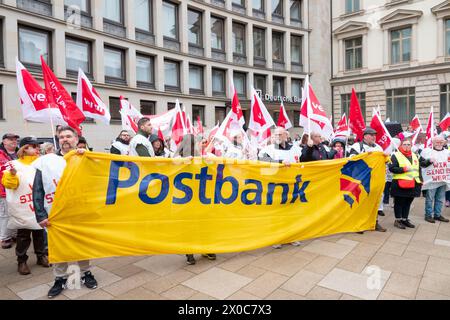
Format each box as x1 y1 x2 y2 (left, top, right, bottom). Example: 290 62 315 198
299 76 333 138
158 127 164 140
119 96 142 133
439 113 450 132
370 110 393 154
426 107 435 148
410 115 422 131
349 88 366 142
76 68 110 124
207 122 219 141
41 56 85 134
334 114 349 138
170 100 187 151
196 116 204 135
277 102 293 129
16 59 66 125
230 79 245 129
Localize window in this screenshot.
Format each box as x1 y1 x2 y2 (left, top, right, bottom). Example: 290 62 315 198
447 20 450 56
345 0 360 13
164 59 180 91
136 54 154 87
291 35 302 65
254 74 266 96
189 64 204 94
294 110 300 127
341 92 366 119
211 16 225 51
345 37 362 70
273 77 285 96
0 85 3 120
215 106 227 123
291 79 303 98
386 88 415 124
272 32 284 61
391 27 411 64
290 0 301 21
135 0 152 33
163 1 178 40
253 28 265 59
188 9 202 46
18 26 51 68
104 46 125 82
212 68 226 96
233 72 247 97
103 0 123 24
440 84 450 120
65 0 89 13
66 37 91 76
140 100 156 115
233 23 246 56
272 0 283 16
0 20 3 67
253 0 264 12
232 0 245 7
193 105 205 125
109 97 121 121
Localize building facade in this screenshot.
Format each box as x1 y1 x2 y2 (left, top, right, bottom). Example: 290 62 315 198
332 0 450 129
0 0 331 150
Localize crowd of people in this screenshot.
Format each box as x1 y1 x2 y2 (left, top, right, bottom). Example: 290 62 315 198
0 117 449 299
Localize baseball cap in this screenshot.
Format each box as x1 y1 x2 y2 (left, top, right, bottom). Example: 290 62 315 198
19 136 42 149
2 133 20 140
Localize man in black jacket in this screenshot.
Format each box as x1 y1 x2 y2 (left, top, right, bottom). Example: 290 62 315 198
300 132 335 162
32 126 98 299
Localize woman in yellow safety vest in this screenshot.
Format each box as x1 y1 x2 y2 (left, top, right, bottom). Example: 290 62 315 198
388 138 422 230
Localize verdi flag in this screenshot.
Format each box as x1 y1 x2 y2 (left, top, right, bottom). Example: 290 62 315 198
119 96 142 133
41 56 85 134
277 101 293 130
349 88 366 142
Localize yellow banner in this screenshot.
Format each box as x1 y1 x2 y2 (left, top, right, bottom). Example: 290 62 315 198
48 152 386 263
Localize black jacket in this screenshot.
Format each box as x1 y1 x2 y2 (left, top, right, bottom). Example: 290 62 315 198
300 144 335 162
389 153 422 198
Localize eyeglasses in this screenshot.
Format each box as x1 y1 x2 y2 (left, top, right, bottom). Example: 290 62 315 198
25 145 38 149
402 144 411 146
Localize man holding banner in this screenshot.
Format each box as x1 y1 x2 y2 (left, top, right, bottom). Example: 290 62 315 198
420 135 450 224
32 127 98 298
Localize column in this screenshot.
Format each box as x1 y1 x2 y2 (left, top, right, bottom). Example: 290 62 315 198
53 29 66 78
363 34 368 69
4 16 18 71
226 17 233 63
156 55 165 92
246 0 252 16
92 0 103 32
53 0 65 20
412 24 418 63
154 0 163 47
93 39 104 83
204 9 212 58
125 0 135 40
383 29 389 66
286 77 292 98
265 0 272 22
227 68 234 99
225 0 232 11
338 39 344 72
181 60 189 95
267 26 273 69
247 21 254 66
180 0 189 54
247 70 254 100
437 18 444 59
285 32 291 71
128 48 137 88
206 65 213 97
284 0 290 26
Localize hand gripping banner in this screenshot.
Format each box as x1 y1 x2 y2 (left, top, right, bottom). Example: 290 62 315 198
48 152 386 263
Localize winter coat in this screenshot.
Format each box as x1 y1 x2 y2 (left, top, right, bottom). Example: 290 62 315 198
389 153 422 198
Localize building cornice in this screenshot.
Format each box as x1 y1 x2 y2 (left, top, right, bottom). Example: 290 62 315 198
330 62 450 86
431 0 450 19
379 8 423 29
333 21 370 39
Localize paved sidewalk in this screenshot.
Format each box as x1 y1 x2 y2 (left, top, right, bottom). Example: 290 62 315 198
1 199 450 300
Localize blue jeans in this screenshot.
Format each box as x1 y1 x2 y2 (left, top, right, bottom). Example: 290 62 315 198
425 185 447 218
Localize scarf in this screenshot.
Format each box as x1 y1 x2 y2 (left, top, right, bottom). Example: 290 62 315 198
399 146 412 158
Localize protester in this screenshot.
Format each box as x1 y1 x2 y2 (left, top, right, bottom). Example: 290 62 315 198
110 130 131 155
77 136 89 150
223 131 246 160
348 127 387 232
41 142 55 155
0 133 19 249
330 139 346 159
129 118 155 157
420 135 450 224
174 134 216 265
150 134 167 157
300 131 335 162
1 137 49 275
54 125 62 151
32 126 97 298
389 139 422 229
259 127 302 164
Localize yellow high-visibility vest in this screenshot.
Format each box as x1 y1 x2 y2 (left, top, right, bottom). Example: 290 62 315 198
392 152 421 183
